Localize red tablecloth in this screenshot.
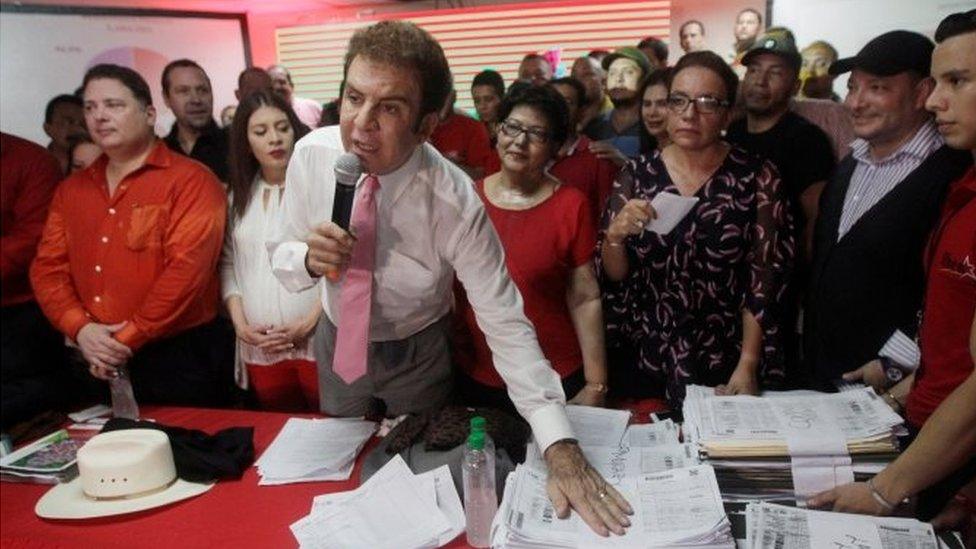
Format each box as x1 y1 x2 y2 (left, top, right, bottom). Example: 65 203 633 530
1 400 668 549
0 406 471 549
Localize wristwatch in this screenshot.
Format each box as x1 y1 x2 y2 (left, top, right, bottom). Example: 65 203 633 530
879 357 906 383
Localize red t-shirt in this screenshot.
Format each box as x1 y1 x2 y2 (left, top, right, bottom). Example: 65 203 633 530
455 180 597 387
549 136 619 228
429 112 492 174
906 166 976 428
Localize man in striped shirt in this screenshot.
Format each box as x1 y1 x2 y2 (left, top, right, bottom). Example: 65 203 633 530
811 11 976 528
803 30 972 386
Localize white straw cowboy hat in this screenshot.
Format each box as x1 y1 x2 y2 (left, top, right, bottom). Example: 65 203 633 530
36 429 214 519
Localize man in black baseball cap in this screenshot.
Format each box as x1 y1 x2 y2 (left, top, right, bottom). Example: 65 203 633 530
811 12 976 532
804 27 972 391
829 30 933 77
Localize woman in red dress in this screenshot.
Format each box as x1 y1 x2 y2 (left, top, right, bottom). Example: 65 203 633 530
454 85 609 409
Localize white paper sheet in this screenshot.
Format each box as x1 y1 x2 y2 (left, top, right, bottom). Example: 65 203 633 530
292 456 458 549
746 502 938 549
565 405 631 447
786 434 854 499
256 417 375 485
624 420 680 447
646 191 700 234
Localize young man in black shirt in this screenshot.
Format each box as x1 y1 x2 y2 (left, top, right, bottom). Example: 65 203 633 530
726 28 836 374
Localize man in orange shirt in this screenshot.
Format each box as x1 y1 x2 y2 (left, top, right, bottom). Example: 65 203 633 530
30 64 232 407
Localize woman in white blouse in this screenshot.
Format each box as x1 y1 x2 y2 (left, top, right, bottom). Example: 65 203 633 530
221 90 320 411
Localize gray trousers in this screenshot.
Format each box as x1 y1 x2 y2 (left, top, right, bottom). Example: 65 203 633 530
314 315 454 416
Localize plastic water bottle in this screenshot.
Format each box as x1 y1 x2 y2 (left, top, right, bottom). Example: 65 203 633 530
110 366 140 420
463 418 498 548
470 416 496 458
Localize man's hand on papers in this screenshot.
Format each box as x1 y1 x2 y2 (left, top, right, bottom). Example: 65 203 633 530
842 360 888 393
807 481 888 515
305 221 354 281
543 440 633 537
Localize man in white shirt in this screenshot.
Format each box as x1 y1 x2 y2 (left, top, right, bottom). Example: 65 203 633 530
269 20 632 537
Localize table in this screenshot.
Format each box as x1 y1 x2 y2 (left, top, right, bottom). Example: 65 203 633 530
2 399 670 549
0 406 472 549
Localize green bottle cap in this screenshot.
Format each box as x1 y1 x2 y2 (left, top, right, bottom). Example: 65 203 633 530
467 430 485 450
470 416 486 432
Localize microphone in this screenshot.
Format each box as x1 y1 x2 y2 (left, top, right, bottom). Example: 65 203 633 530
331 153 363 231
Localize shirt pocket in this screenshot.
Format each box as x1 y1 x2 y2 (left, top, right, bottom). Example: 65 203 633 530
126 203 168 251
384 249 436 298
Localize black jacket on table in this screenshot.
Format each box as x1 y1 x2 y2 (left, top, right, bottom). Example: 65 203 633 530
802 144 972 385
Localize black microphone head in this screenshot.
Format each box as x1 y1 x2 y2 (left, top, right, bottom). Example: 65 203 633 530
334 153 363 188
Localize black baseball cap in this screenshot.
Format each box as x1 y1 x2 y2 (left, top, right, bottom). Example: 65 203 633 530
829 30 933 76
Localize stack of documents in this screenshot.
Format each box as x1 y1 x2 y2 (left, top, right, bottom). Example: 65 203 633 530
290 455 464 549
492 463 733 548
682 386 904 457
256 418 375 485
744 502 938 548
681 386 904 500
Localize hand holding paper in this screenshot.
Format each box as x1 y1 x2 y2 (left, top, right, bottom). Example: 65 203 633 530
645 192 699 235
605 199 655 245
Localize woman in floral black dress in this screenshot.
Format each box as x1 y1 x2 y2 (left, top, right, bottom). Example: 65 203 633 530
598 52 795 407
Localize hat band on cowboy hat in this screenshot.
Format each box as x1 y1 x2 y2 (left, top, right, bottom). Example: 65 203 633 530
86 478 178 501
36 429 214 520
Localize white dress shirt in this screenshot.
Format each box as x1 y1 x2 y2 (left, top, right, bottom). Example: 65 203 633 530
267 126 574 451
838 121 943 239
221 177 320 386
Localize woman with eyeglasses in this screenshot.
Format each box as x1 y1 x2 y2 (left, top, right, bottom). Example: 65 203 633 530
599 51 795 406
454 85 609 409
221 90 320 411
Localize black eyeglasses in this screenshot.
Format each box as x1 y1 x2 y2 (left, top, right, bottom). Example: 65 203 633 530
498 119 550 144
666 93 730 114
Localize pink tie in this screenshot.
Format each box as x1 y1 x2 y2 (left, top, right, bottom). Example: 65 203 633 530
333 175 380 384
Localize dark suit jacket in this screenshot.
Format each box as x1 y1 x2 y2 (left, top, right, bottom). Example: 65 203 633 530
803 144 972 384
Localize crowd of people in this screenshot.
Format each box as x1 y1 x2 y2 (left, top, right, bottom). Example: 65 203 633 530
1 6 974 539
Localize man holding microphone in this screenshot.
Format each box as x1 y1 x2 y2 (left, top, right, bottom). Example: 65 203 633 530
268 20 631 537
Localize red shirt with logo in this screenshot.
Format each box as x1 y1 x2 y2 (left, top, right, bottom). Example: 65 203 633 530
906 166 976 427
